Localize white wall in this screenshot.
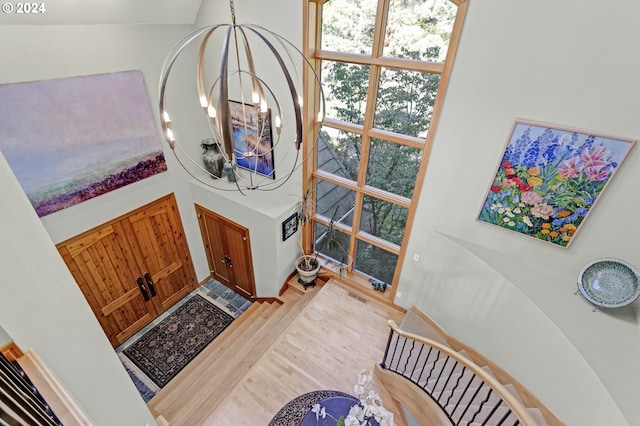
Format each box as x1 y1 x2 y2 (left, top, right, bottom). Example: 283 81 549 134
0 5 305 422
0 23 214 269
397 1 640 425
191 180 300 296
0 24 202 425
189 0 306 295
0 152 156 425
0 325 12 347
196 0 301 42
4 1 637 425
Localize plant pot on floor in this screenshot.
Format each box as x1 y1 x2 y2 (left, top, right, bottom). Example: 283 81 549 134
295 255 320 289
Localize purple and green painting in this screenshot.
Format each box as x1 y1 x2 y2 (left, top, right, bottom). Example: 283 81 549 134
478 120 635 247
0 70 166 217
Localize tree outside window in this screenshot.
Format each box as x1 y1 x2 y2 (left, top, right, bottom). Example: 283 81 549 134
307 0 466 290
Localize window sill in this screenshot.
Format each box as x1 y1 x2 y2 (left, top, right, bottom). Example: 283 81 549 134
316 257 396 306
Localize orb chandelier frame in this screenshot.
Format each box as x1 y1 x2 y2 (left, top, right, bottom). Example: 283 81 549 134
158 0 325 194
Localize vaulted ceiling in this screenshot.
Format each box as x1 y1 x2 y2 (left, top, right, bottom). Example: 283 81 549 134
0 0 203 25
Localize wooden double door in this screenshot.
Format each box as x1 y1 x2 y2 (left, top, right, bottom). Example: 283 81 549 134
57 194 197 347
196 205 256 300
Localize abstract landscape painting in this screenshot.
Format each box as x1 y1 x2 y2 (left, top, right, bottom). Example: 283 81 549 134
478 120 635 247
0 70 166 217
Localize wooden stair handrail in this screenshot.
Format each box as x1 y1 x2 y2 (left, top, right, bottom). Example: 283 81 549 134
17 349 94 425
386 320 538 426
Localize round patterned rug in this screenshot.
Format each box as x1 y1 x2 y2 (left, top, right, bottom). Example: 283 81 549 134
269 390 357 426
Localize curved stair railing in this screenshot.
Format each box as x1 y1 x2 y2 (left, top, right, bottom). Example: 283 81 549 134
380 320 538 426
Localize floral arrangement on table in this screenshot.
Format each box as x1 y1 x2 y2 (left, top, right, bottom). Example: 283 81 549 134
311 369 395 426
478 121 635 247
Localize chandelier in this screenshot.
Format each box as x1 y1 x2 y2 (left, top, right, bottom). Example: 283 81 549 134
157 0 324 194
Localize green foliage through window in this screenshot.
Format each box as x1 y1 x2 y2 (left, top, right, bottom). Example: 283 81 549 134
311 0 461 287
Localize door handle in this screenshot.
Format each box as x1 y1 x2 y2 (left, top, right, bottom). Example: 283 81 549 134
144 272 157 297
136 276 150 301
221 255 233 268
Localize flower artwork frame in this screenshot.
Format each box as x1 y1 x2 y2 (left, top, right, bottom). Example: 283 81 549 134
229 100 275 179
477 119 635 248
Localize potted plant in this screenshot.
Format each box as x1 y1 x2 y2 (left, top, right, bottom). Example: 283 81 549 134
293 188 355 286
295 252 321 286
295 189 355 280
316 205 352 277
294 188 321 287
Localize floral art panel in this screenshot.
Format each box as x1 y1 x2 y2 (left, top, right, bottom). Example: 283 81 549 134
477 119 635 247
0 70 167 217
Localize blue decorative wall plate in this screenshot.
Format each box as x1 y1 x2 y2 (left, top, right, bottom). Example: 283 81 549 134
578 258 640 308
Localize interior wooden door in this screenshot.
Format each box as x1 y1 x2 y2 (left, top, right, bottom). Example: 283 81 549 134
125 195 197 313
57 222 155 347
196 205 256 299
223 220 256 299
198 210 233 287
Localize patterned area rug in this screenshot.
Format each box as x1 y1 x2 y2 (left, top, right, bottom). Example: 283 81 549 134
268 390 356 426
123 294 234 388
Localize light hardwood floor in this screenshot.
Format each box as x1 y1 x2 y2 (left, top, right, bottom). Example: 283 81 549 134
149 279 406 425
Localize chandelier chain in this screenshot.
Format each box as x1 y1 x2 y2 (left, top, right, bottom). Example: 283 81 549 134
229 0 236 25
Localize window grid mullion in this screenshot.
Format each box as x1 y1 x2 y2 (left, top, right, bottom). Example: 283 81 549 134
315 50 446 74
372 0 390 59
310 0 467 291
349 55 383 271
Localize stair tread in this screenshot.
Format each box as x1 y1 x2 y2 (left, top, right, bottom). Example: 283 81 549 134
423 357 549 426
180 292 318 425
400 308 448 346
286 274 326 295
156 302 281 419
160 290 318 425
168 302 286 423
390 335 549 426
502 383 524 405
149 301 269 410
525 407 548 426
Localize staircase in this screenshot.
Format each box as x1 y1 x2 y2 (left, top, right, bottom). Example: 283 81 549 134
147 279 319 425
377 306 564 426
148 280 563 425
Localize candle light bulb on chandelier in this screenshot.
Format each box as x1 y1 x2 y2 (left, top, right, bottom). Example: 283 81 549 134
165 128 175 149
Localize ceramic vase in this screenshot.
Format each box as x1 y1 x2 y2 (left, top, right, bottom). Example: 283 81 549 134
201 138 225 178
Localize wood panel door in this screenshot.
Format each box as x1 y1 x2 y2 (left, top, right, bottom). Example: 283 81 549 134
57 194 197 347
199 210 233 287
125 197 196 313
196 205 256 299
58 222 155 346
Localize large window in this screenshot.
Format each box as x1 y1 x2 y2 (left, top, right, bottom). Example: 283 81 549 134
305 0 467 293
